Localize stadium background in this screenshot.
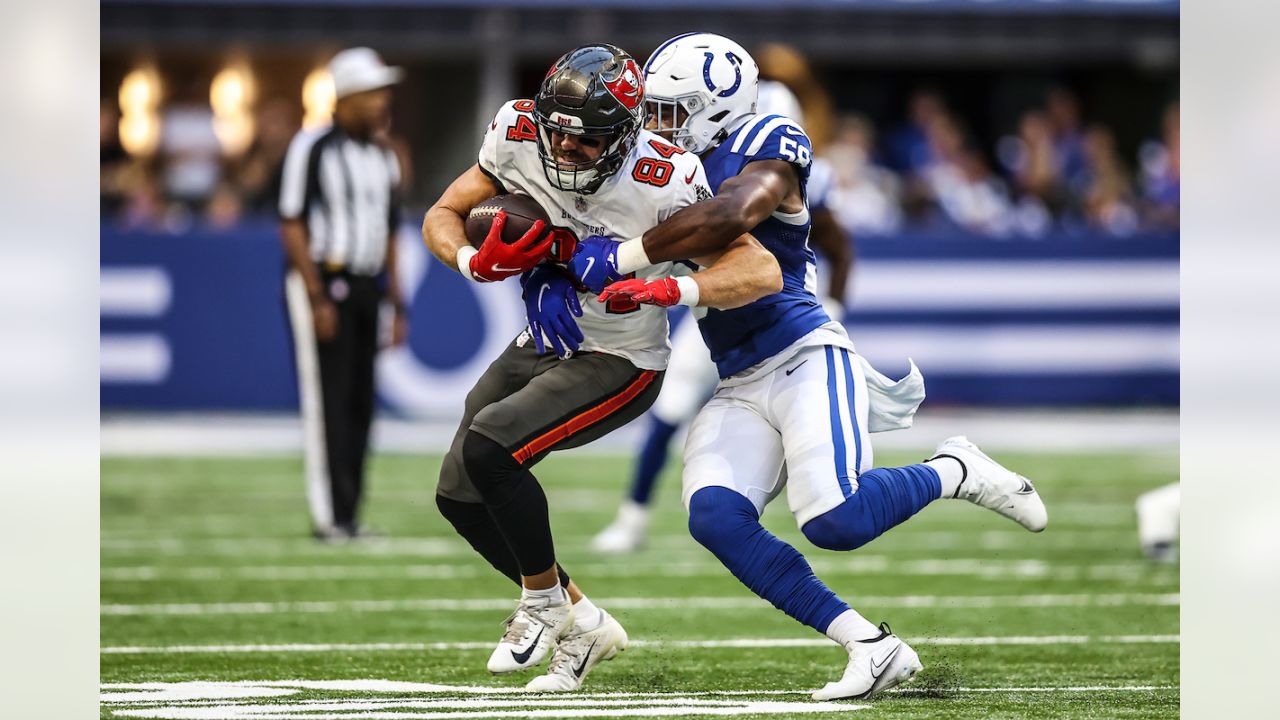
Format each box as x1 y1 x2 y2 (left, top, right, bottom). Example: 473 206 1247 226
100 0 1178 418
99 3 1179 718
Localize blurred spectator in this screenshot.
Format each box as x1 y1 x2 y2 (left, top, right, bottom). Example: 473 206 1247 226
159 87 223 208
1046 86 1089 188
1139 102 1179 230
101 99 133 217
996 110 1067 236
998 111 1066 208
1080 124 1139 236
824 114 902 235
887 89 947 174
119 173 168 231
910 114 1015 235
205 182 244 229
941 148 1016 237
232 98 299 215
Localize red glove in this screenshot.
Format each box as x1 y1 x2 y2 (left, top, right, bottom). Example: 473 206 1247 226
546 226 579 263
597 277 683 307
469 211 552 282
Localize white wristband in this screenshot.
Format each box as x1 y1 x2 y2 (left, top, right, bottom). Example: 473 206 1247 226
455 246 479 281
675 275 700 307
616 237 652 274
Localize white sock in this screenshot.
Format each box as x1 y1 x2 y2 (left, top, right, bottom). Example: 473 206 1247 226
825 609 882 649
573 595 604 631
522 583 568 605
927 456 966 498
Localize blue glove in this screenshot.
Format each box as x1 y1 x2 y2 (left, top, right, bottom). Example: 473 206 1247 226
521 264 584 359
568 235 624 294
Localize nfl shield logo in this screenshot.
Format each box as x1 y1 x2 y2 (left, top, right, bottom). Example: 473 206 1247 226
575 196 587 213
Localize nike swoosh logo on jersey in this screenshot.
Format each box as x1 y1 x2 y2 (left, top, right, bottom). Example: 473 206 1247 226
684 170 696 184
510 627 545 665
785 359 809 376
572 639 599 678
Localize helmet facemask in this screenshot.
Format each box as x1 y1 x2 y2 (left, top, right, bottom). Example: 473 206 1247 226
534 112 637 195
644 95 708 151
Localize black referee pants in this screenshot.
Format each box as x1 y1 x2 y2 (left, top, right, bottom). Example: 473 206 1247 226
286 269 383 533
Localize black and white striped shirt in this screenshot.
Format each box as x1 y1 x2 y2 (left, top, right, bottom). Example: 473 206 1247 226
278 125 401 276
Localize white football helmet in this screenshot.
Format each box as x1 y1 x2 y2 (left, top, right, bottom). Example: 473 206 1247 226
642 33 759 154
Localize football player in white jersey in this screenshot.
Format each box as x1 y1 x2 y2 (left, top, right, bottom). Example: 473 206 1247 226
566 33 1049 701
591 79 852 554
421 44 781 692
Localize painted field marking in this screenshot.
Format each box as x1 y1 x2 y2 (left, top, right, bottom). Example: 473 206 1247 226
99 679 1178 719
100 680 1180 702
101 681 864 718
97 518 1151 557
100 558 1177 584
100 634 1179 655
100 593 1179 617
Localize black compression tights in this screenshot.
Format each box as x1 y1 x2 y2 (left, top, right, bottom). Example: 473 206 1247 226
442 430 568 583
434 494 571 588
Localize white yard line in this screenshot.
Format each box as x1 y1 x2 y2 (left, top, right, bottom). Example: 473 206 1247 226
98 680 1177 720
100 681 1180 700
100 557 1176 584
101 409 1178 456
101 634 1178 655
100 593 1178 617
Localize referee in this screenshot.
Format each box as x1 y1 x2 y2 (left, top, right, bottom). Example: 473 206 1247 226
278 48 408 541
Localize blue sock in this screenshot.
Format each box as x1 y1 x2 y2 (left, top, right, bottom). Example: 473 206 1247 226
629 416 679 505
688 486 850 634
802 464 942 551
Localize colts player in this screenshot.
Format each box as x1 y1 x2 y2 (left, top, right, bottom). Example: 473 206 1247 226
567 33 1049 700
591 79 852 554
421 44 780 692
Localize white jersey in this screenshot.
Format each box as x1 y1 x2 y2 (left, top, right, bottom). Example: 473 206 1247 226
478 99 712 370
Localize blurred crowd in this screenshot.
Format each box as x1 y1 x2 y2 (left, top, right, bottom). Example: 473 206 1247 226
101 96 301 232
822 89 1180 238
101 64 1178 239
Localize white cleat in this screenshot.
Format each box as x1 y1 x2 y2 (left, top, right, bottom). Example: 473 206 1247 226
590 502 650 554
930 435 1049 532
813 623 923 701
524 610 629 692
486 594 576 674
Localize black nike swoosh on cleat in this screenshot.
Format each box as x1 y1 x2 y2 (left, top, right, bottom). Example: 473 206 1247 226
869 645 901 682
785 359 809 376
510 627 545 665
572 639 599 678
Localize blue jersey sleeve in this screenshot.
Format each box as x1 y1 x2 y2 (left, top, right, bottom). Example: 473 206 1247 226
725 114 813 183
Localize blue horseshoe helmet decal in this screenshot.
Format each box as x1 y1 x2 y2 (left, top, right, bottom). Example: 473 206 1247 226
703 51 743 98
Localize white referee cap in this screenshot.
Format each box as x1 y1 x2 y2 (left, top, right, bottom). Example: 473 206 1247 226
329 47 403 99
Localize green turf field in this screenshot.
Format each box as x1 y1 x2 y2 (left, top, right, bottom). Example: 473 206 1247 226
101 449 1179 719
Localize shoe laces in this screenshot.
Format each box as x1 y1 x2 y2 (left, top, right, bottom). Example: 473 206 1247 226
500 600 556 644
545 632 589 675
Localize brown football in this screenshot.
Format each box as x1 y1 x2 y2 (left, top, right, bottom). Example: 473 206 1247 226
465 194 551 247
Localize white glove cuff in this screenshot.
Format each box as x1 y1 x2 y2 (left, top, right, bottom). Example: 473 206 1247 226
675 275 701 307
616 237 652 274
455 246 479 281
